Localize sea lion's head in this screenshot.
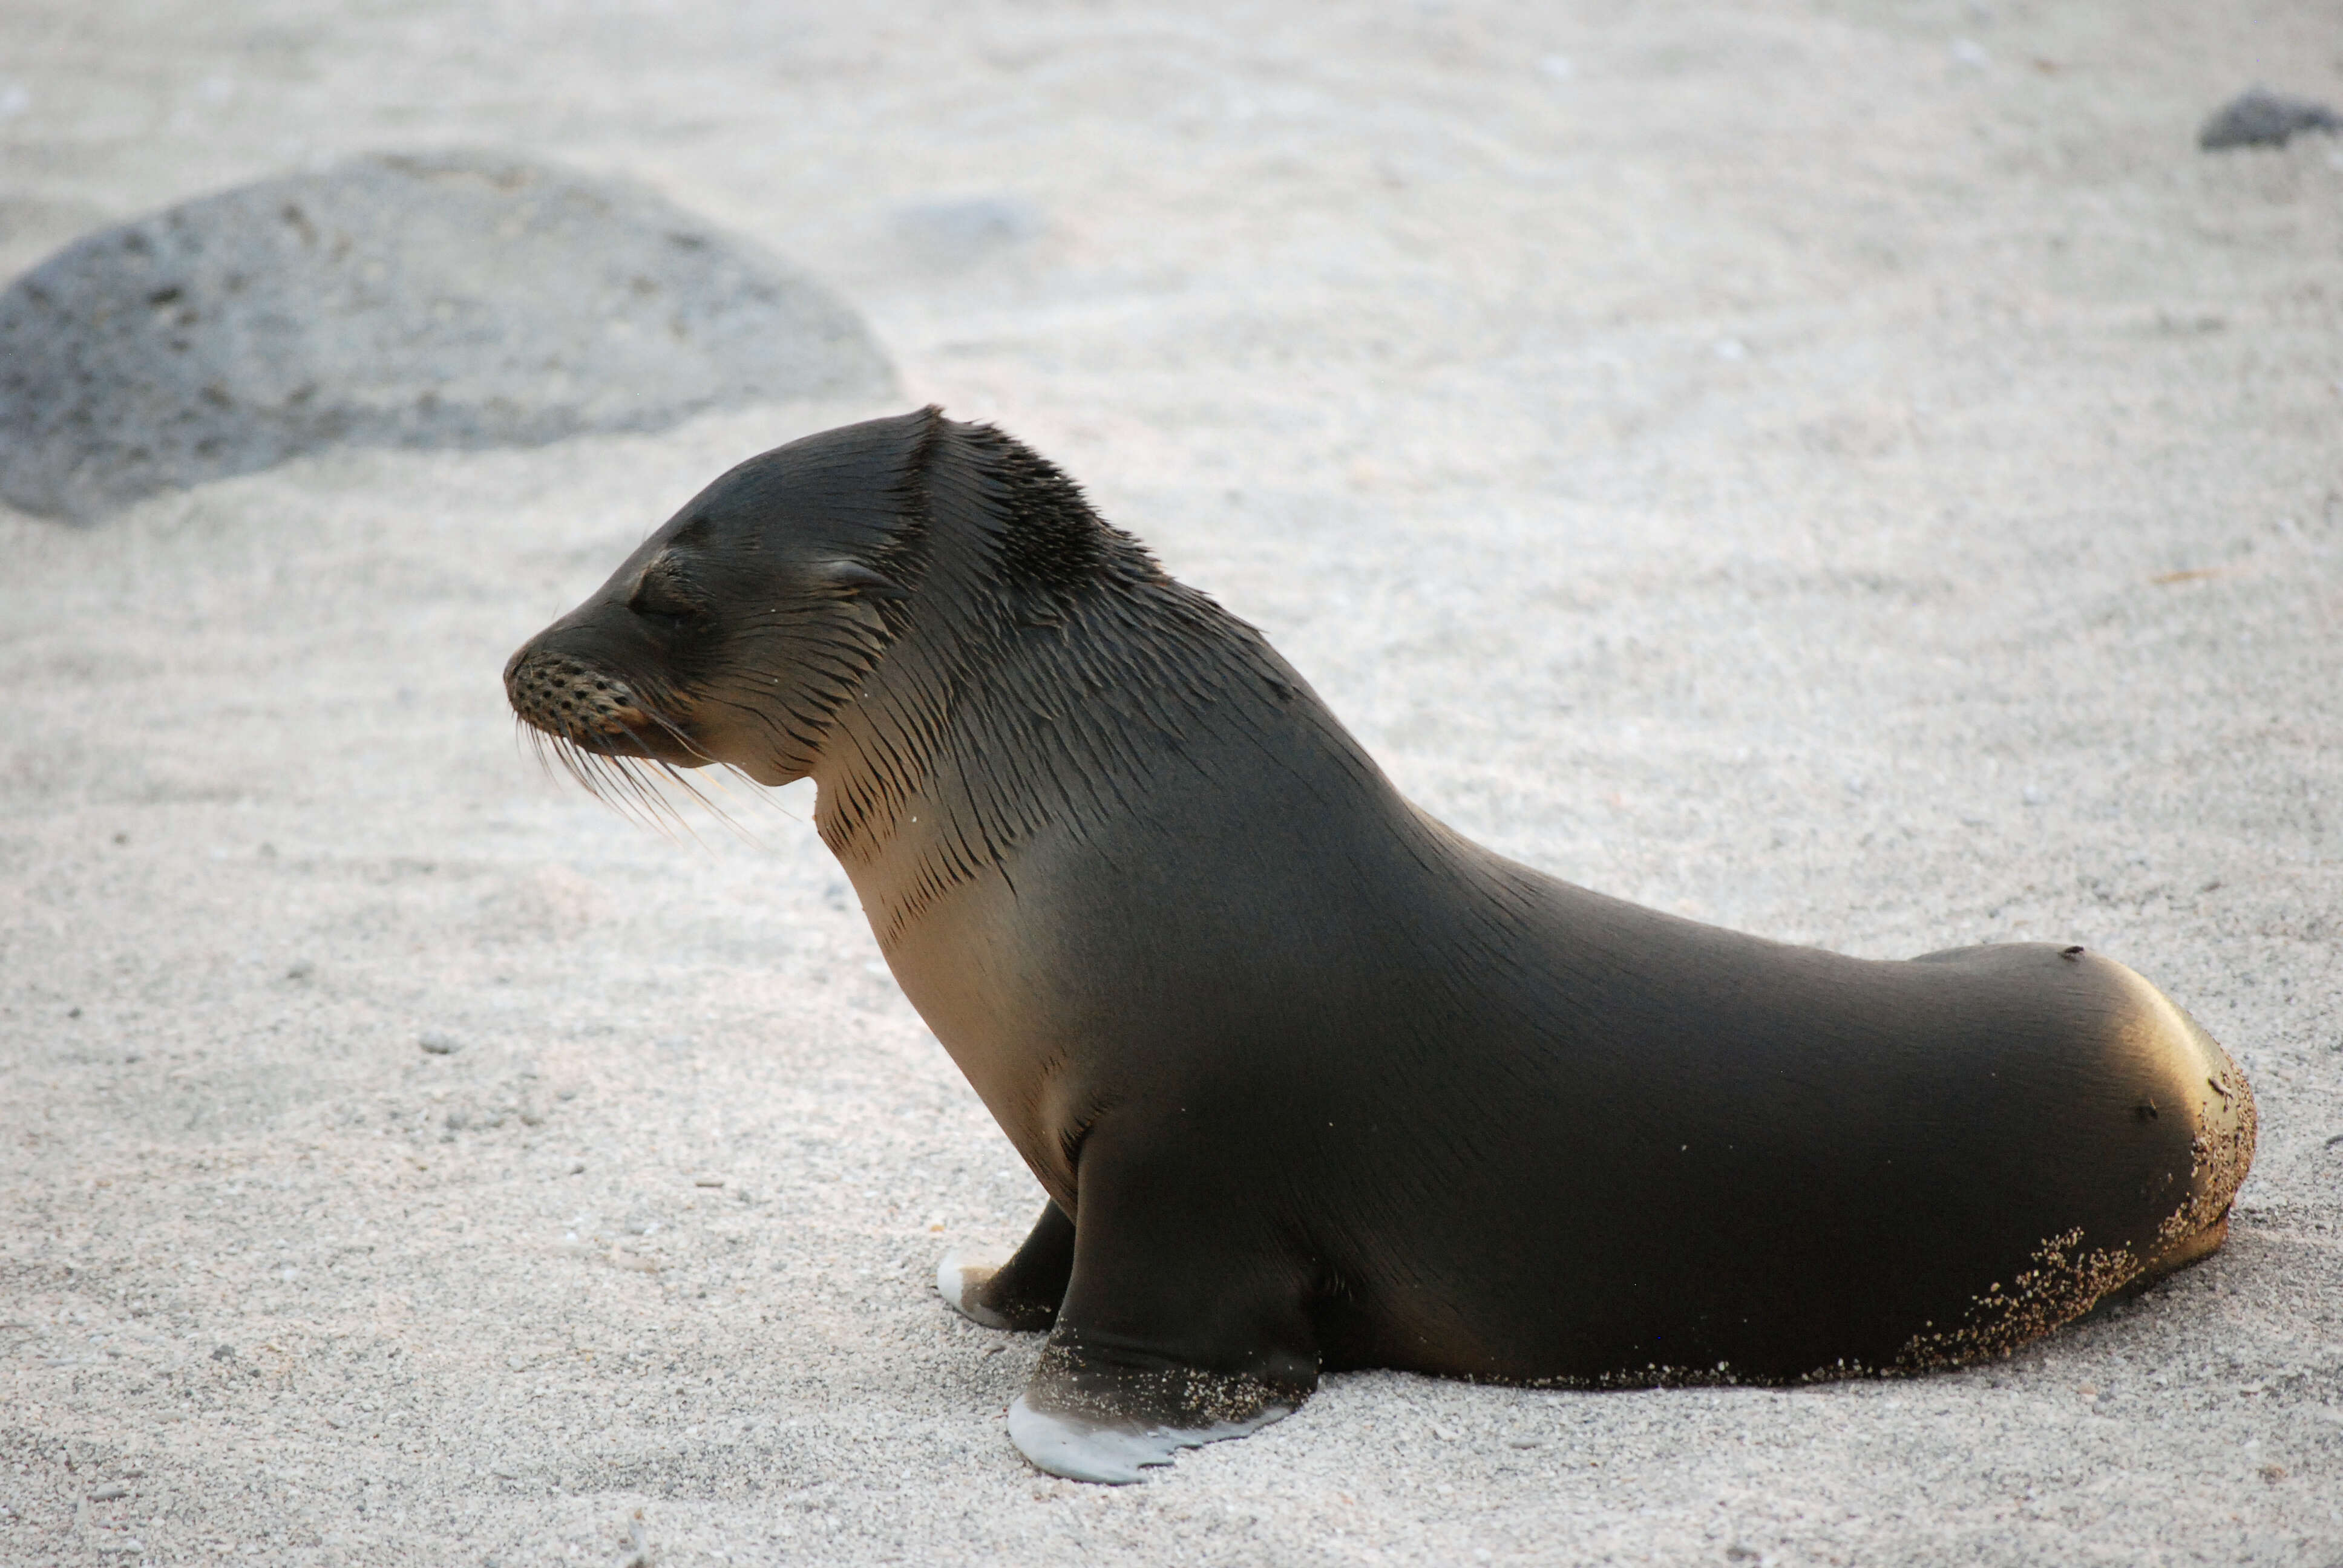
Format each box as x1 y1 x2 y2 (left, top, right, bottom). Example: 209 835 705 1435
503 408 939 790
508 405 1164 828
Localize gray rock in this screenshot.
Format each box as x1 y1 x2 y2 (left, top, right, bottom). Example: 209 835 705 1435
0 149 896 521
2199 87 2342 151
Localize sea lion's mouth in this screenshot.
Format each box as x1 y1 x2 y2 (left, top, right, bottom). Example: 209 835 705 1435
566 704 707 766
503 648 710 769
522 698 709 771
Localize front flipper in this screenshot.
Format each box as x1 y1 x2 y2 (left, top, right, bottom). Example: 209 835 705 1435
937 1200 1074 1331
1004 1115 1318 1484
1009 1336 1303 1483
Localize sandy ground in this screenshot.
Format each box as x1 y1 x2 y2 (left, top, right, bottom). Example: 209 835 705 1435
4 2 2342 1563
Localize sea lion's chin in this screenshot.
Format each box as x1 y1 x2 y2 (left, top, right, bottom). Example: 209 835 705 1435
733 756 804 788
576 734 708 768
582 720 803 787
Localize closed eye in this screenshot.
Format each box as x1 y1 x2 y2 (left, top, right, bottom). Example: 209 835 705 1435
628 561 700 623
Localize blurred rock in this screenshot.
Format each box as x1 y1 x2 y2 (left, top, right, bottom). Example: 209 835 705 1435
2198 87 2342 151
0 149 896 521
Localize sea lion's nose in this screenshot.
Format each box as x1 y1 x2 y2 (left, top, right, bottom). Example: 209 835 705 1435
502 639 554 722
503 643 618 740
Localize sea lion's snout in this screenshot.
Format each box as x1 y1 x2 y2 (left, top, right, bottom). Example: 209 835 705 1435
503 636 707 769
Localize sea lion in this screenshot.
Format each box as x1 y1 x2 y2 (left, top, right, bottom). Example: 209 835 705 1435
503 409 2256 1484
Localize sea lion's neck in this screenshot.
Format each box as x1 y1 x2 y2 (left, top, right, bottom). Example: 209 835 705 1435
803 526 1011 887
807 548 1366 949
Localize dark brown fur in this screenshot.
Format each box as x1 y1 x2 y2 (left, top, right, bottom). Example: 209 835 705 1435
506 410 2255 1483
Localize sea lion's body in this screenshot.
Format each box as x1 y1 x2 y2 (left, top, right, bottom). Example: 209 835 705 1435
505 410 2255 1482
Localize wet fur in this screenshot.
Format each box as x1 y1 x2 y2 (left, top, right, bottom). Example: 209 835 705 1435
506 409 2256 1480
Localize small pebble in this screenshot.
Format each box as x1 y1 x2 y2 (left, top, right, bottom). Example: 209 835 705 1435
2200 87 2342 150
87 1483 127 1501
419 1031 461 1055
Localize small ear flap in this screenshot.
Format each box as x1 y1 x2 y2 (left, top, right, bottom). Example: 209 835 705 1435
814 560 909 600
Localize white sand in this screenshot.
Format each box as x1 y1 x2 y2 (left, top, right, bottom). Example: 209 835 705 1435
4 3 2341 1563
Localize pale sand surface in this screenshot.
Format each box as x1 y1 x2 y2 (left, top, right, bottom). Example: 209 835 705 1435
4 3 2342 1564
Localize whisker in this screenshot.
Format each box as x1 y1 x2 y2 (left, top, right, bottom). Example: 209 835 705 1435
644 709 719 765
599 751 692 844
514 707 810 846
604 727 707 848
649 760 762 847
